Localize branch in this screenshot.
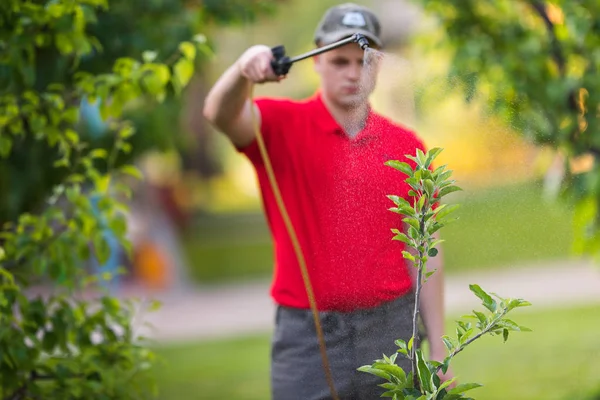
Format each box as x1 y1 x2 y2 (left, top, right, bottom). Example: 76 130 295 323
1 225 69 272
529 1 566 75
435 309 509 375
4 370 75 400
410 209 428 388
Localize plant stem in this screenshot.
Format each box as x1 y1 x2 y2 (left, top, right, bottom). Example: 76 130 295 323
410 208 427 388
411 256 423 387
435 308 509 374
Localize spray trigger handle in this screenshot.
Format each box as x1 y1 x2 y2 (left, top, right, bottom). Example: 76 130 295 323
271 45 292 76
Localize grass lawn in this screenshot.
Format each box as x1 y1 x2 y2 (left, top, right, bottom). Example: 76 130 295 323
442 180 575 273
182 180 575 283
151 303 600 400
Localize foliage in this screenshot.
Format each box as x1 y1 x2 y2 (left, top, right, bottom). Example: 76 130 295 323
0 0 205 398
358 148 532 399
0 0 287 224
411 0 600 257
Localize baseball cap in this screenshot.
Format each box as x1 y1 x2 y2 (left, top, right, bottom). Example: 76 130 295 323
314 3 383 48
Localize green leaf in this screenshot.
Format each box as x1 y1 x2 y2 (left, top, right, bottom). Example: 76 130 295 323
119 165 143 180
89 149 108 159
385 160 413 176
415 349 432 392
402 251 416 262
430 239 445 248
417 196 425 212
435 204 460 220
441 336 454 352
179 41 197 60
391 229 412 246
496 318 522 331
424 147 443 168
472 311 487 327
387 195 412 208
416 148 426 165
428 222 444 235
96 175 111 193
43 330 58 352
438 186 463 198
424 179 434 196
447 382 483 395
395 339 408 355
503 328 509 343
94 234 111 265
507 298 532 310
109 215 128 237
428 248 439 257
518 325 533 332
372 362 407 383
438 377 457 393
357 365 391 380
408 226 419 240
403 217 420 231
469 284 497 312
0 135 13 157
174 59 194 88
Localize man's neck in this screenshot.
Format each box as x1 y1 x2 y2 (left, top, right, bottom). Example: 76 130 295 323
321 95 370 138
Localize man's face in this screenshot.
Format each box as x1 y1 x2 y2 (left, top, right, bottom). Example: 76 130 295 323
314 42 379 110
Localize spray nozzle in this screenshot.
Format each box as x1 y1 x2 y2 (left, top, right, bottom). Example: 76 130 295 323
353 33 370 50
270 32 371 76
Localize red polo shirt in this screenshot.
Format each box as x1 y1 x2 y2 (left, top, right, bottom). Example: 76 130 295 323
239 92 427 311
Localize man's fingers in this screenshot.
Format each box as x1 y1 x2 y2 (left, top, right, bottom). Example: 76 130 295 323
261 57 279 82
238 45 282 84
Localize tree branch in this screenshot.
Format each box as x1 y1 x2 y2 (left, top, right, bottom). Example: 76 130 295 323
435 309 509 375
529 1 566 75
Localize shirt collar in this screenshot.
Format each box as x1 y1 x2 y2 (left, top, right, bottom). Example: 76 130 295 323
309 91 377 137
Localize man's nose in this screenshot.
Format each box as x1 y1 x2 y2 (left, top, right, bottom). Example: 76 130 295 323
347 63 362 81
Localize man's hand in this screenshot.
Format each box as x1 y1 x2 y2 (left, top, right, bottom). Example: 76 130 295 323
238 45 284 84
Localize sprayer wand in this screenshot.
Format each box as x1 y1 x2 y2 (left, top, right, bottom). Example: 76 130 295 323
271 32 370 76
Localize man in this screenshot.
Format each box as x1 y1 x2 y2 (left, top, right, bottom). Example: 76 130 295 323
203 3 452 399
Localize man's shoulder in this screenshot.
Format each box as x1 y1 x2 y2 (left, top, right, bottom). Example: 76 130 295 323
372 112 424 146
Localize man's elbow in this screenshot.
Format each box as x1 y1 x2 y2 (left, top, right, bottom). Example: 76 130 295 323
202 100 216 124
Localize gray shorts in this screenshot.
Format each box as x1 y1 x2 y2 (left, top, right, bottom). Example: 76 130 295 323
271 293 420 400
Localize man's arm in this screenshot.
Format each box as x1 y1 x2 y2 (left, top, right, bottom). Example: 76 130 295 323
202 45 282 148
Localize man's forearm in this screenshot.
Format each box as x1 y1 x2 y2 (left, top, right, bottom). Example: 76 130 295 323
203 61 251 131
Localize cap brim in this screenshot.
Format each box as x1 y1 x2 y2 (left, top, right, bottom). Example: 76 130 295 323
318 29 383 48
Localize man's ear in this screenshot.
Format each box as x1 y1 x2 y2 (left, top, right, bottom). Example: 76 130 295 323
313 54 321 73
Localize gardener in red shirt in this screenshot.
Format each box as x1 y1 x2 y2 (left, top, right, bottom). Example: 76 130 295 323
203 3 452 399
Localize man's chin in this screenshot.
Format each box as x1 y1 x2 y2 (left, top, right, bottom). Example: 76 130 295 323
340 94 369 108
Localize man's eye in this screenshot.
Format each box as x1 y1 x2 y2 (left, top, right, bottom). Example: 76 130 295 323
332 59 348 66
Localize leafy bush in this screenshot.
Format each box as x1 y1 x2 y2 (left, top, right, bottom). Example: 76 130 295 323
0 0 202 398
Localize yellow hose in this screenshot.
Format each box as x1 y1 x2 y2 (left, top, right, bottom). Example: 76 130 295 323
249 85 339 400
